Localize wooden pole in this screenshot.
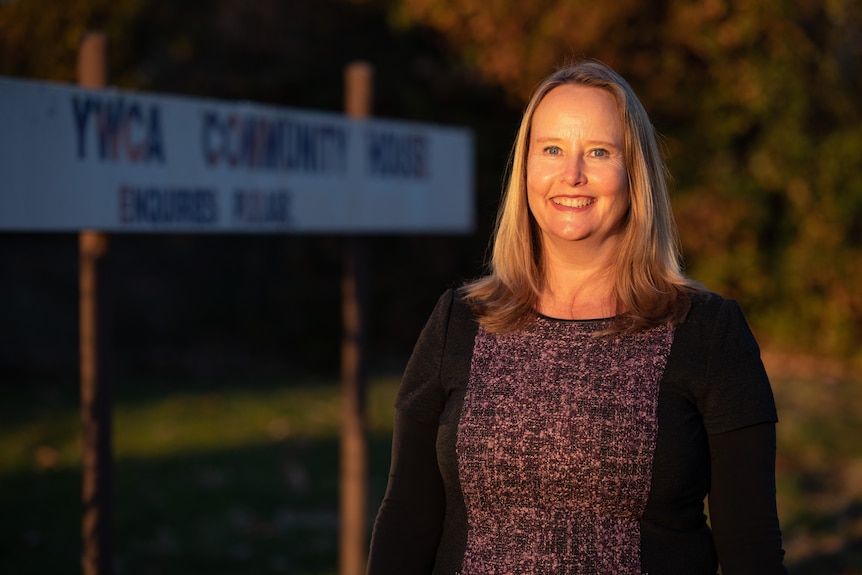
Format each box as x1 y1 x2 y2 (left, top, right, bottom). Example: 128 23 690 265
340 61 373 575
78 31 114 575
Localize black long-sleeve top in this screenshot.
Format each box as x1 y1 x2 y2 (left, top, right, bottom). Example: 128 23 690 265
368 289 788 574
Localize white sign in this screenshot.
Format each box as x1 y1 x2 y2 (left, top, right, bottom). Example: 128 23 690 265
0 76 474 233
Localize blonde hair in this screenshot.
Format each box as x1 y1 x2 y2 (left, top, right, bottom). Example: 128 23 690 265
461 59 699 333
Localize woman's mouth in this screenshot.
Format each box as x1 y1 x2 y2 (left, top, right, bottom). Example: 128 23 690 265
552 197 594 208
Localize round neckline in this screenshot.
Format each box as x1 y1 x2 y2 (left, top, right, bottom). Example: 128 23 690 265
534 311 617 324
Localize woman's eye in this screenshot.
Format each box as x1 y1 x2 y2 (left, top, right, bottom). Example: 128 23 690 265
544 146 562 156
591 148 609 158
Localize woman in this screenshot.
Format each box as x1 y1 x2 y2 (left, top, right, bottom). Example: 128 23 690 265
367 59 787 575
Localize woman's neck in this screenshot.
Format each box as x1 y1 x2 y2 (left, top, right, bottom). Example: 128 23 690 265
537 248 618 320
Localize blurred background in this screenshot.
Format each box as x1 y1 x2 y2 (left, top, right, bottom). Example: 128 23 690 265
1 0 860 573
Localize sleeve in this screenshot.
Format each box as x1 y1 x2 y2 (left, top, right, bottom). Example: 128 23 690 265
393 290 455 420
700 298 778 434
366 411 446 575
366 290 456 575
708 422 788 574
698 296 787 572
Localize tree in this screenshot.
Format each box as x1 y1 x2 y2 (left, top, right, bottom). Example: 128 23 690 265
3 0 861 360
371 0 862 358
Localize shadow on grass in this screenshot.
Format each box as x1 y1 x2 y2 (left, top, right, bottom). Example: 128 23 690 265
4 372 862 574
0 375 405 574
1 433 393 575
787 534 862 575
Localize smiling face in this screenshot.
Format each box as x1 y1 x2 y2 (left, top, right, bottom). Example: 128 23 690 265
526 84 630 261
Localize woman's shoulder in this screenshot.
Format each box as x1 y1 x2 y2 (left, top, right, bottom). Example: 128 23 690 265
684 287 750 325
413 288 480 350
686 287 724 313
676 287 763 364
436 287 480 334
428 287 475 320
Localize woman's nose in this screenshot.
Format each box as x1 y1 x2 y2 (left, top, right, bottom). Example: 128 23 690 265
561 156 586 186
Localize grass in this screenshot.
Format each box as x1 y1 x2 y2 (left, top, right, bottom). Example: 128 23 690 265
2 361 861 574
1 376 399 575
766 354 862 574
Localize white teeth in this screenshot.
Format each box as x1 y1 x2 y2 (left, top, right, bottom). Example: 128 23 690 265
553 197 594 208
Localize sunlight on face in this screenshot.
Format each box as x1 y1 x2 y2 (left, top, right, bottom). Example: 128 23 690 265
526 84 629 259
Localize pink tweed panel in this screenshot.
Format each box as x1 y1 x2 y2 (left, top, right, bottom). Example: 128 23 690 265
456 317 675 574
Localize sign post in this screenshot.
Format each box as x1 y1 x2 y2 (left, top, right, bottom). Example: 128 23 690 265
340 61 372 575
77 31 114 575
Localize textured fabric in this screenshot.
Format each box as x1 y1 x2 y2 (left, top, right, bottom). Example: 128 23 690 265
457 319 673 574
367 289 786 575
